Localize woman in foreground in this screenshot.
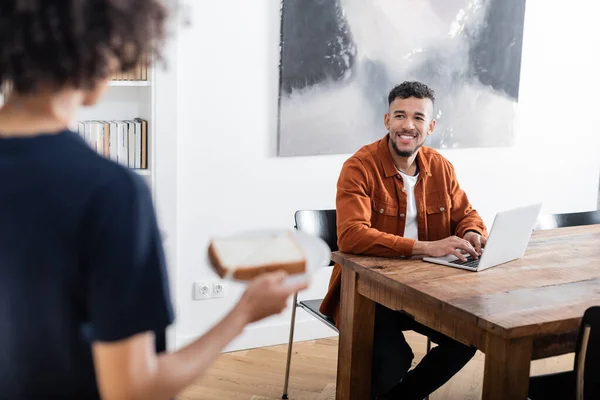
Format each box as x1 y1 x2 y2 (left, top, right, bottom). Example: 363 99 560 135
0 1 307 399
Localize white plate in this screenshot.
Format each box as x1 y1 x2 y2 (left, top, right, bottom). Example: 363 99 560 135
208 229 331 285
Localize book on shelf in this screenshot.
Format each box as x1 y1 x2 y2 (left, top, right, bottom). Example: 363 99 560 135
111 57 149 81
77 119 148 170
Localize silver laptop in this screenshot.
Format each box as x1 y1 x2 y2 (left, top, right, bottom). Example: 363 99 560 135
422 203 542 272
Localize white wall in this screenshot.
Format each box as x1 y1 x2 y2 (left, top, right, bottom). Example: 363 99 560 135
154 32 179 351
173 0 600 351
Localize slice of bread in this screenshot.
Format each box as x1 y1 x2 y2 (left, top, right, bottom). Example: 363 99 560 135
208 231 306 280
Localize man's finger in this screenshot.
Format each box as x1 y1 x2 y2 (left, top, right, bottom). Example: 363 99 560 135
452 250 468 262
458 238 477 252
480 236 488 247
472 237 482 254
457 242 479 259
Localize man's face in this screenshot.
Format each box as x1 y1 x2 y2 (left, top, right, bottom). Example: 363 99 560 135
384 96 436 158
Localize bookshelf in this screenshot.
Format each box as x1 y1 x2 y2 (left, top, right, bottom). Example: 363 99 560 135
0 68 156 193
134 169 153 176
76 63 156 192
109 81 152 87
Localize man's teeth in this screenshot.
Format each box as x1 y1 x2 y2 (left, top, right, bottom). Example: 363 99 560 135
400 135 415 139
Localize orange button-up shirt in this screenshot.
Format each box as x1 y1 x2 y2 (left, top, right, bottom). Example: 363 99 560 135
320 135 488 325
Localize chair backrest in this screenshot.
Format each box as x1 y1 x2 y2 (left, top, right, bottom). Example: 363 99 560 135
294 209 337 266
575 306 600 399
534 210 600 231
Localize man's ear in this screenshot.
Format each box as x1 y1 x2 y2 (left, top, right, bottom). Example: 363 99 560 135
427 119 436 136
384 113 390 131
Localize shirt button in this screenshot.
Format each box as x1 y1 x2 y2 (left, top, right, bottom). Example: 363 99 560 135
380 208 384 214
440 207 445 212
399 213 405 218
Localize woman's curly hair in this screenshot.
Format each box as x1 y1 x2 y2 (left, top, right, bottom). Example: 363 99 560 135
0 0 169 94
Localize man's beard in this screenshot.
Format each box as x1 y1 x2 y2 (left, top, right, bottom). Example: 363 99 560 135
390 135 422 158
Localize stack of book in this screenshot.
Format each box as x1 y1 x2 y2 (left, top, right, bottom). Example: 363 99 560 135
111 59 149 81
77 119 148 169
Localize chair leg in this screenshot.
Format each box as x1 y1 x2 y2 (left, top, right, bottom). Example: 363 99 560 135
282 292 299 400
425 338 432 400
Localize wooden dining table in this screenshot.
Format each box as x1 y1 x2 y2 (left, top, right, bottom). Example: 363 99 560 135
333 225 600 400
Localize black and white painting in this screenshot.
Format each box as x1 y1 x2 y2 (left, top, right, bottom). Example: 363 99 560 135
277 0 527 156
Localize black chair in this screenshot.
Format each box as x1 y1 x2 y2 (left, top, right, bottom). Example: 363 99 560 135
282 209 338 400
534 210 600 231
528 306 600 400
281 209 432 399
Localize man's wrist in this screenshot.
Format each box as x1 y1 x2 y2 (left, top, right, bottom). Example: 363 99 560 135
412 241 430 256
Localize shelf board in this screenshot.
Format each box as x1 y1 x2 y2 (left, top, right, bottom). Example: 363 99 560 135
133 169 152 176
109 81 151 87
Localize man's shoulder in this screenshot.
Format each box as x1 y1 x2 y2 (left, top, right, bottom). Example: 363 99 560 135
419 145 444 159
419 146 453 168
345 137 384 166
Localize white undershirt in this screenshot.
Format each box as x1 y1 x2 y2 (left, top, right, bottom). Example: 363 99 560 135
398 170 419 240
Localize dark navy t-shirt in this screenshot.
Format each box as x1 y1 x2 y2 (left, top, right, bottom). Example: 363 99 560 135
0 130 174 399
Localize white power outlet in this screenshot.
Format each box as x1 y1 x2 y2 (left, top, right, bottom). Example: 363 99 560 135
193 282 211 300
212 282 226 298
193 281 227 300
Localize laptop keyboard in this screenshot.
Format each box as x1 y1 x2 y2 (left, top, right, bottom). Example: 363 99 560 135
450 256 480 269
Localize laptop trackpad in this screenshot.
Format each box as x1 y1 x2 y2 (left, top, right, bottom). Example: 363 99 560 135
431 254 460 262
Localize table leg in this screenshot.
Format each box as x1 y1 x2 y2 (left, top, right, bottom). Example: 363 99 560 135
336 268 375 400
483 334 533 400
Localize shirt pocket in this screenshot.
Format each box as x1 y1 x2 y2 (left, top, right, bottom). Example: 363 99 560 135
372 197 398 217
426 198 451 240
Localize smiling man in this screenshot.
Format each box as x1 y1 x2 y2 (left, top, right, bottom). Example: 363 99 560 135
320 81 488 399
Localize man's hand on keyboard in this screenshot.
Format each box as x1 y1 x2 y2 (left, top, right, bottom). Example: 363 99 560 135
463 231 487 255
414 236 479 262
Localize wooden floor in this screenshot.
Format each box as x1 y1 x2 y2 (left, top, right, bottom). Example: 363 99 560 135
178 333 573 400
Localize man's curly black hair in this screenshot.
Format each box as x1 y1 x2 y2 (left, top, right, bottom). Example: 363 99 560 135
388 81 436 106
0 0 168 94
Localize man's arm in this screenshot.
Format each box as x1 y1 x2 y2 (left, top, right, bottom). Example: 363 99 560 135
93 272 308 400
336 157 416 257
